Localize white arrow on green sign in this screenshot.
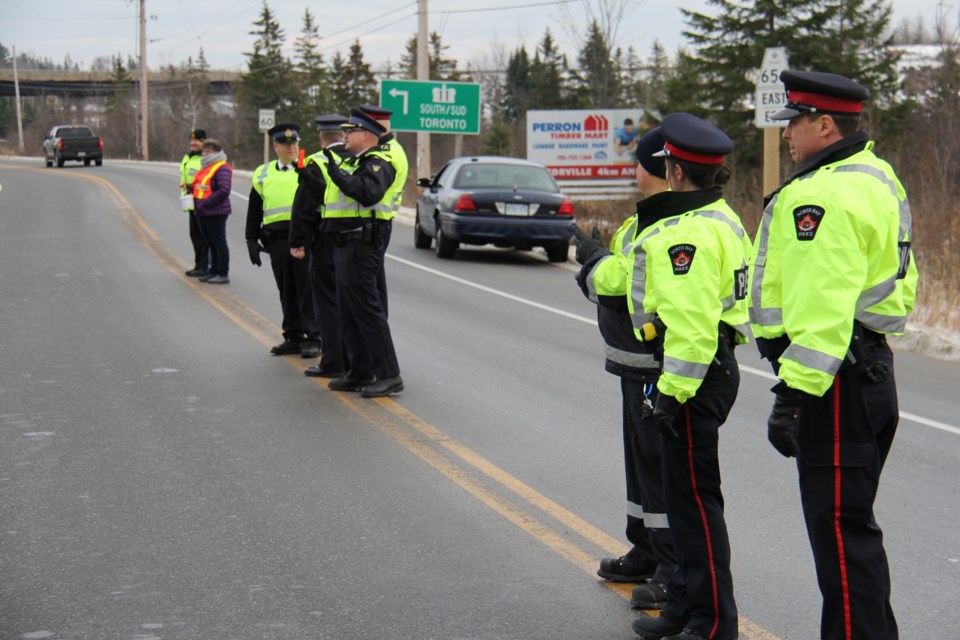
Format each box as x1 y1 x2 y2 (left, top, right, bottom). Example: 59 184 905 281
380 79 481 135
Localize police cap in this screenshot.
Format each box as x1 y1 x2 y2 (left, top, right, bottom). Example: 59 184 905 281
654 113 733 165
771 70 870 120
359 104 392 121
190 129 206 141
341 108 386 136
268 123 301 143
635 127 666 180
314 114 348 130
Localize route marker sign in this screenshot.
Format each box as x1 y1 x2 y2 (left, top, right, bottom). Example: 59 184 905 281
380 80 481 134
258 109 275 133
755 47 790 128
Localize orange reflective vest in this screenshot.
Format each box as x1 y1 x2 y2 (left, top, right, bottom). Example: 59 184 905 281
192 161 227 200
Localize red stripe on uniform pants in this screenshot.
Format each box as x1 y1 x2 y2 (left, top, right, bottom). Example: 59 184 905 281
832 376 853 639
685 404 720 639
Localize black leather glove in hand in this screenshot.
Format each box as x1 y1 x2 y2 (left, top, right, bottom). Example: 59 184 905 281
572 225 606 265
246 240 264 267
653 393 683 439
767 382 810 458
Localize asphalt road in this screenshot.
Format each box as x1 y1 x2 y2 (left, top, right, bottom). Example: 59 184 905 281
1 157 957 639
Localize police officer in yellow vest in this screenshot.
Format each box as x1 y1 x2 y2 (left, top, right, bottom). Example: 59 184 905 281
319 108 406 398
290 114 353 378
583 128 677 604
575 113 750 640
358 104 406 316
751 70 918 640
245 123 321 359
180 129 210 277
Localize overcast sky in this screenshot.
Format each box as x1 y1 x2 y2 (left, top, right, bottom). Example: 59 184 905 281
2 0 952 73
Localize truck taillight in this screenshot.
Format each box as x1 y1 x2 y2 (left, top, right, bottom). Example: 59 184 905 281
454 194 478 213
557 198 574 217
98 138 103 149
57 139 63 151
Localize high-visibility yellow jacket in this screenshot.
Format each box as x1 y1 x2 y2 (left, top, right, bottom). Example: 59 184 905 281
305 148 361 219
363 140 408 221
587 193 751 402
749 139 918 396
179 152 202 210
251 161 299 225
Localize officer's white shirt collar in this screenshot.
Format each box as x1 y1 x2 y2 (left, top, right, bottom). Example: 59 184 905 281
276 161 293 171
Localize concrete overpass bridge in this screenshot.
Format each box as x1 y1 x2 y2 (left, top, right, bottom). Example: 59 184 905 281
0 69 243 98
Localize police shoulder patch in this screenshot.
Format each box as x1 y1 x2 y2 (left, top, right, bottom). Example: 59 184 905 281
793 205 825 241
668 244 696 275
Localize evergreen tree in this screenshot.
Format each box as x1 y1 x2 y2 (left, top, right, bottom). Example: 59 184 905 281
104 56 138 157
571 20 621 107
291 8 330 150
529 29 570 109
237 2 292 165
399 32 462 80
669 0 903 163
503 47 531 122
327 42 377 112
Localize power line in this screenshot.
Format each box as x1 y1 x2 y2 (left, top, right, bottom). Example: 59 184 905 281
431 0 585 15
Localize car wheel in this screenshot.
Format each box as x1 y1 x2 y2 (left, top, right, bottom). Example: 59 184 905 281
546 242 570 263
95 159 103 167
413 215 432 249
56 152 64 168
435 220 457 259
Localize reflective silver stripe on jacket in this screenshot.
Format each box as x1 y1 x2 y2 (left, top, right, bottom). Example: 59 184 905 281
604 344 659 370
663 356 710 380
372 191 402 214
627 501 670 529
628 226 664 328
693 209 745 238
781 343 843 375
264 206 290 217
834 163 912 240
749 194 780 326
856 310 906 333
256 163 269 192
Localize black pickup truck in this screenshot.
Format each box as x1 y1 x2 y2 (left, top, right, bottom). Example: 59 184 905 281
43 125 103 168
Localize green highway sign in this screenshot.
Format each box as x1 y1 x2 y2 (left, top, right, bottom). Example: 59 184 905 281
380 79 481 135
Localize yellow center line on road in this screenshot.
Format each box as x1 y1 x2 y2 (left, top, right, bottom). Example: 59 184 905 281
45 166 779 639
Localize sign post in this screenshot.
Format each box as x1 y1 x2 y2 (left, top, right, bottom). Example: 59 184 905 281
259 108 276 166
755 47 789 195
380 80 481 135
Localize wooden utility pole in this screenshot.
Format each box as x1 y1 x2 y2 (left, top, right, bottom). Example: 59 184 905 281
416 0 429 177
12 46 24 152
139 0 149 160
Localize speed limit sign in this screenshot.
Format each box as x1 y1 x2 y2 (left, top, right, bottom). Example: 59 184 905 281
259 109 276 133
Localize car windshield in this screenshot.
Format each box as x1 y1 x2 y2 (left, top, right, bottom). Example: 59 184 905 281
454 164 558 192
58 127 94 137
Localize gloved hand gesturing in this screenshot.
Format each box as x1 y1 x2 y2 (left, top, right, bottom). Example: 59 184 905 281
767 382 811 458
572 224 606 265
653 393 683 439
247 240 265 267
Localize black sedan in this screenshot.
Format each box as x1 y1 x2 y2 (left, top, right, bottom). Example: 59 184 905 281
414 156 575 261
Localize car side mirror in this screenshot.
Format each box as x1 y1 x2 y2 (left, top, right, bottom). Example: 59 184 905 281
416 178 432 189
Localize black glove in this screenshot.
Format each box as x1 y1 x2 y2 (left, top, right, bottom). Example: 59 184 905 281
246 240 265 267
572 225 606 265
767 382 810 458
653 393 683 439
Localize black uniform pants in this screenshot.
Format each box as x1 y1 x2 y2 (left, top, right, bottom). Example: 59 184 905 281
660 345 739 640
188 210 209 271
332 222 399 381
309 232 345 373
796 338 898 640
622 377 676 585
263 229 319 343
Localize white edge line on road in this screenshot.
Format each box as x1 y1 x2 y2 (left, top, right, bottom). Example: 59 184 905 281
387 253 960 436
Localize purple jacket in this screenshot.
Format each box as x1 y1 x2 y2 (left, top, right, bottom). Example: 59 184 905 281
194 163 233 217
